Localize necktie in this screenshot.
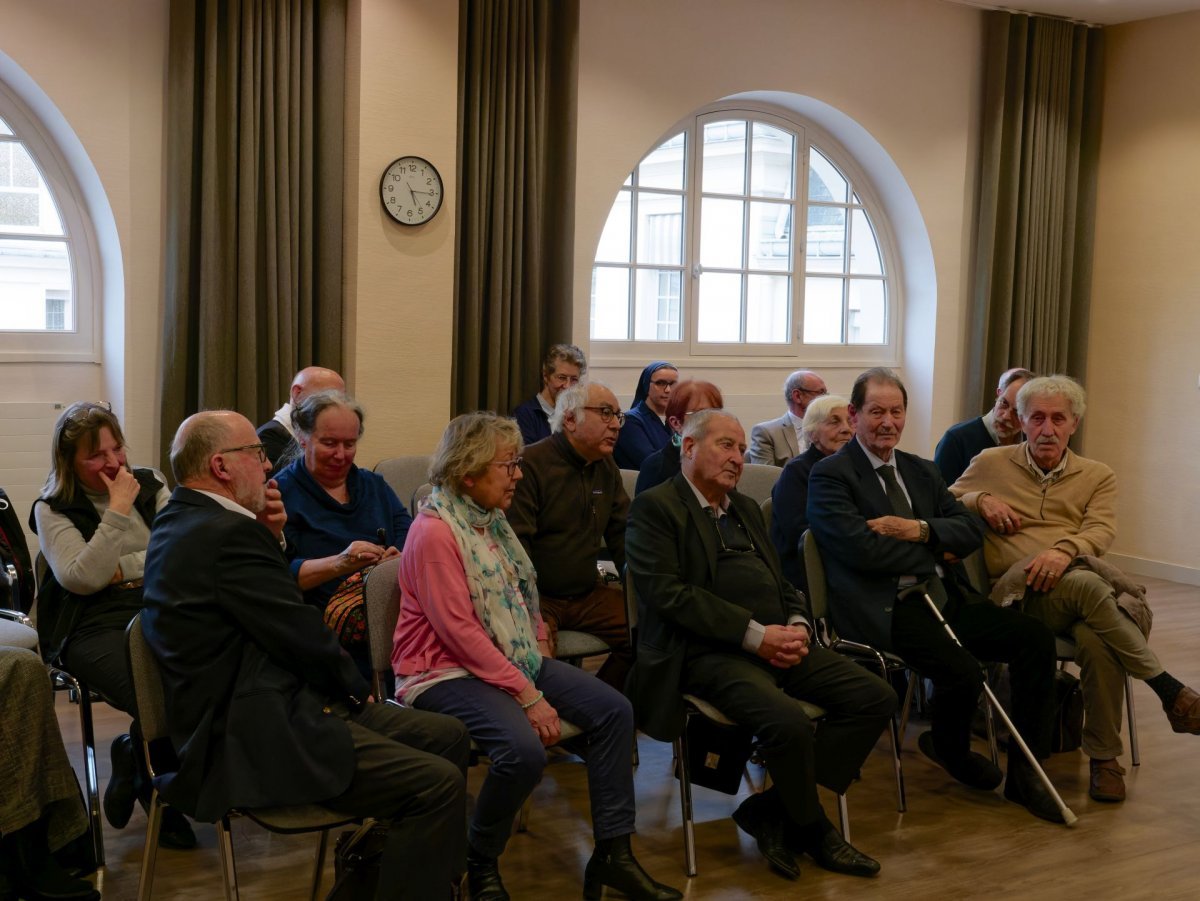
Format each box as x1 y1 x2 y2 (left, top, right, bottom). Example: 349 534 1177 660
877 464 914 518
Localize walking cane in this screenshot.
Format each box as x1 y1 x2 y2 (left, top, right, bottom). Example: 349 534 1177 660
902 586 1079 827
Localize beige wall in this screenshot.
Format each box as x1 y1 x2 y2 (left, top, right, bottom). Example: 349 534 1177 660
1089 11 1200 577
575 0 984 454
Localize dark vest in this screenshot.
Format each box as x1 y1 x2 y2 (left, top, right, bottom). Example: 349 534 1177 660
29 468 162 662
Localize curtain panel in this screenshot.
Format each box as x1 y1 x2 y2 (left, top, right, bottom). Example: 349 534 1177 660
967 11 1104 410
455 0 579 416
160 0 346 469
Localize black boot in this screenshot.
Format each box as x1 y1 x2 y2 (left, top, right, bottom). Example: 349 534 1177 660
466 848 509 901
3 819 100 901
583 834 682 901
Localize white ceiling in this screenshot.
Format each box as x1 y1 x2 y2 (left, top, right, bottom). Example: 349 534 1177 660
947 0 1200 26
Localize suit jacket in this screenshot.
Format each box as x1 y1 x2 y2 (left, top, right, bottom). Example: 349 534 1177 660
626 474 809 741
142 487 367 822
256 419 293 468
807 439 984 652
748 413 801 467
933 415 995 486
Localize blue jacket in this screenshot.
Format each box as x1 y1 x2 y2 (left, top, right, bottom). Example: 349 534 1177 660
275 460 412 608
614 401 672 470
512 396 551 446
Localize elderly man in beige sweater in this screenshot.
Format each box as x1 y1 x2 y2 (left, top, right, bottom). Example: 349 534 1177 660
951 375 1200 805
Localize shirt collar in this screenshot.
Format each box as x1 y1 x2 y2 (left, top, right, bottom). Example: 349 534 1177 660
1022 442 1071 483
192 488 256 519
857 436 896 471
272 401 295 436
682 473 730 517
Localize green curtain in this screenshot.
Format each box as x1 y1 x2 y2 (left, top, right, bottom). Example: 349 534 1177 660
160 0 345 469
455 0 579 415
967 11 1104 410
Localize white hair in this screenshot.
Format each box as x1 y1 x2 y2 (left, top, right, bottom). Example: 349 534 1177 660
1017 375 1086 420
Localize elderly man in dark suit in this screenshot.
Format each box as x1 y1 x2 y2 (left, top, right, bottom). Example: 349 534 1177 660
627 409 894 882
807 367 1060 823
142 411 469 901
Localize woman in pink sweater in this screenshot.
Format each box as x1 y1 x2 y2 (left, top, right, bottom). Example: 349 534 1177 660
392 412 679 901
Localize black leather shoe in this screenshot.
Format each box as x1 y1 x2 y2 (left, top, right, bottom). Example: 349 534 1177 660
466 849 509 901
1004 759 1066 824
731 797 799 880
805 828 881 877
918 730 1003 790
2 821 101 901
158 807 197 850
103 733 137 829
583 834 682 900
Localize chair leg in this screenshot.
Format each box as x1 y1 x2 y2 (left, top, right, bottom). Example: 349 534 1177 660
982 693 1000 766
1125 674 1140 767
897 670 917 744
674 734 697 878
887 709 907 813
218 816 240 901
77 684 105 866
310 829 331 901
136 789 163 901
836 793 850 843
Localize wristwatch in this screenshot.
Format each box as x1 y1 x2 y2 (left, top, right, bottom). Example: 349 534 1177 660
917 520 930 543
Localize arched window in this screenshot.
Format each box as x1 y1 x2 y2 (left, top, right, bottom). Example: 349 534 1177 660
0 79 98 360
590 104 899 362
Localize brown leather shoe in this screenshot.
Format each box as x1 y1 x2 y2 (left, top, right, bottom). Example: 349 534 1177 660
1089 758 1126 802
1166 686 1200 734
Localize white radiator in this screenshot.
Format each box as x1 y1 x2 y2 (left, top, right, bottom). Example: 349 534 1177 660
0 401 65 555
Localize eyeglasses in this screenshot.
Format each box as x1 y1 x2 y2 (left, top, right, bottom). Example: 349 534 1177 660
583 406 626 426
650 379 677 389
796 386 828 398
548 373 580 386
219 442 269 464
490 457 523 476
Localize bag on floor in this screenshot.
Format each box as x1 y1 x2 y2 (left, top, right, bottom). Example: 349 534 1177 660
1051 669 1084 754
326 822 387 900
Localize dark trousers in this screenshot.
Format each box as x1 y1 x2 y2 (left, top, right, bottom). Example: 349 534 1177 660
890 584 1056 764
325 702 470 901
416 657 636 860
540 584 633 693
683 643 896 828
62 627 135 715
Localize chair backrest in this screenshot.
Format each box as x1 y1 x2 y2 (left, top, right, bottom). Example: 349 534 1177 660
962 548 990 596
759 496 773 527
363 556 403 700
737 463 783 504
373 455 432 514
412 482 434 511
126 613 170 745
801 530 828 622
619 468 639 500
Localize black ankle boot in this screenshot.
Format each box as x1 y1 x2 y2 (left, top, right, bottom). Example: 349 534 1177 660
466 848 509 901
3 820 100 901
583 834 682 901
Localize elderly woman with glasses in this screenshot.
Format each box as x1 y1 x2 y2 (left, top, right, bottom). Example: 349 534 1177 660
275 390 412 667
393 412 681 901
31 401 195 849
769 394 854 595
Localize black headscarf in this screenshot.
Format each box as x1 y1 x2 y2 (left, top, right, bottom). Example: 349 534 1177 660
632 361 678 408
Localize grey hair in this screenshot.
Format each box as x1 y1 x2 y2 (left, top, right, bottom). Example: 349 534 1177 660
170 412 234 484
429 412 523 493
1016 375 1087 420
681 408 741 444
998 367 1036 392
549 381 604 433
541 343 588 378
801 394 850 444
291 390 365 439
783 369 818 401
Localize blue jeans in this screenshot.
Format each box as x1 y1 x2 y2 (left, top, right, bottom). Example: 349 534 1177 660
414 657 635 859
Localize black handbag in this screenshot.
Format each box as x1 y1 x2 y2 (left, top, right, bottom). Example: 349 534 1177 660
677 714 754 795
1051 669 1084 754
326 822 388 900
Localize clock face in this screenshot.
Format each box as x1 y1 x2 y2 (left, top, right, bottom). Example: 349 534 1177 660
380 156 444 226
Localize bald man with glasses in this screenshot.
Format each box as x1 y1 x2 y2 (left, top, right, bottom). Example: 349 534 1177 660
508 382 634 692
749 370 828 467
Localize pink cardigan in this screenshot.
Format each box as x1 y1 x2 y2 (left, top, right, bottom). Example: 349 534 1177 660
392 510 546 699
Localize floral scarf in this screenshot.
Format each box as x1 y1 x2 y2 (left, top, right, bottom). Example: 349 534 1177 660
424 486 542 681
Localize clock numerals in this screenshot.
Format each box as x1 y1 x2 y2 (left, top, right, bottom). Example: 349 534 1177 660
381 157 443 226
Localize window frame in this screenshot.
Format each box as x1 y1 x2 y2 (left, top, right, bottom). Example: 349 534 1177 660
0 78 100 362
589 101 902 368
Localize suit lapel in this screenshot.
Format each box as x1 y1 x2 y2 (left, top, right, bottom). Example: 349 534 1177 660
671 475 719 584
845 439 891 517
895 451 934 519
780 418 799 458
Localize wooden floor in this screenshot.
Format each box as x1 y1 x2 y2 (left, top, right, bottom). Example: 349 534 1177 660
61 575 1200 900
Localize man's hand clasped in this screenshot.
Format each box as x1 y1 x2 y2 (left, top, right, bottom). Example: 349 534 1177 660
758 623 811 669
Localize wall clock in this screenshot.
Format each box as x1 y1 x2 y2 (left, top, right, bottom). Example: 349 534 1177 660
380 156 444 226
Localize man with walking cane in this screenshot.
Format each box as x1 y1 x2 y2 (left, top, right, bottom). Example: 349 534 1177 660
807 368 1067 824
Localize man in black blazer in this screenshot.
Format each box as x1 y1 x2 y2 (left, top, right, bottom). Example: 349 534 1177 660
143 411 469 900
807 368 1060 823
627 410 895 881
